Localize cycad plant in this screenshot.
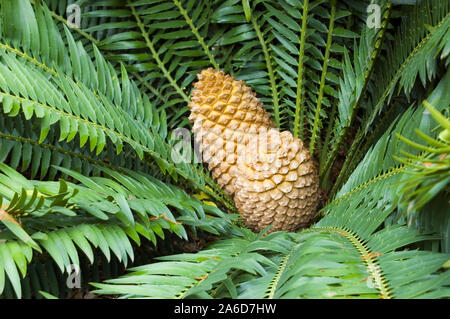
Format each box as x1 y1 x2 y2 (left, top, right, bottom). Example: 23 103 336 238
0 0 449 299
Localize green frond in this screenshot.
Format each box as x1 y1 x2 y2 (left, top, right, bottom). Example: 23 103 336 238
321 0 450 190
212 0 351 136
0 0 235 210
91 228 292 298
364 0 450 131
395 101 450 214
0 161 233 298
319 1 391 187
251 13 280 127
1 0 449 300
0 114 160 180
48 0 222 128
93 217 449 298
333 66 449 199
309 0 337 155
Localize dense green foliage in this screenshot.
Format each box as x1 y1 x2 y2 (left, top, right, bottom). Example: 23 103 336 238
0 0 449 299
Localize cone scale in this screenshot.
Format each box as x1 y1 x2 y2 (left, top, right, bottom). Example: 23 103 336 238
188 68 319 232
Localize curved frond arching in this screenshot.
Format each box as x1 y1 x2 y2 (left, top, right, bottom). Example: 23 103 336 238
0 162 233 298
0 0 235 210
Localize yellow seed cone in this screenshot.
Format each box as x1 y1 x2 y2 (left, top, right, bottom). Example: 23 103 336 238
188 68 319 232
